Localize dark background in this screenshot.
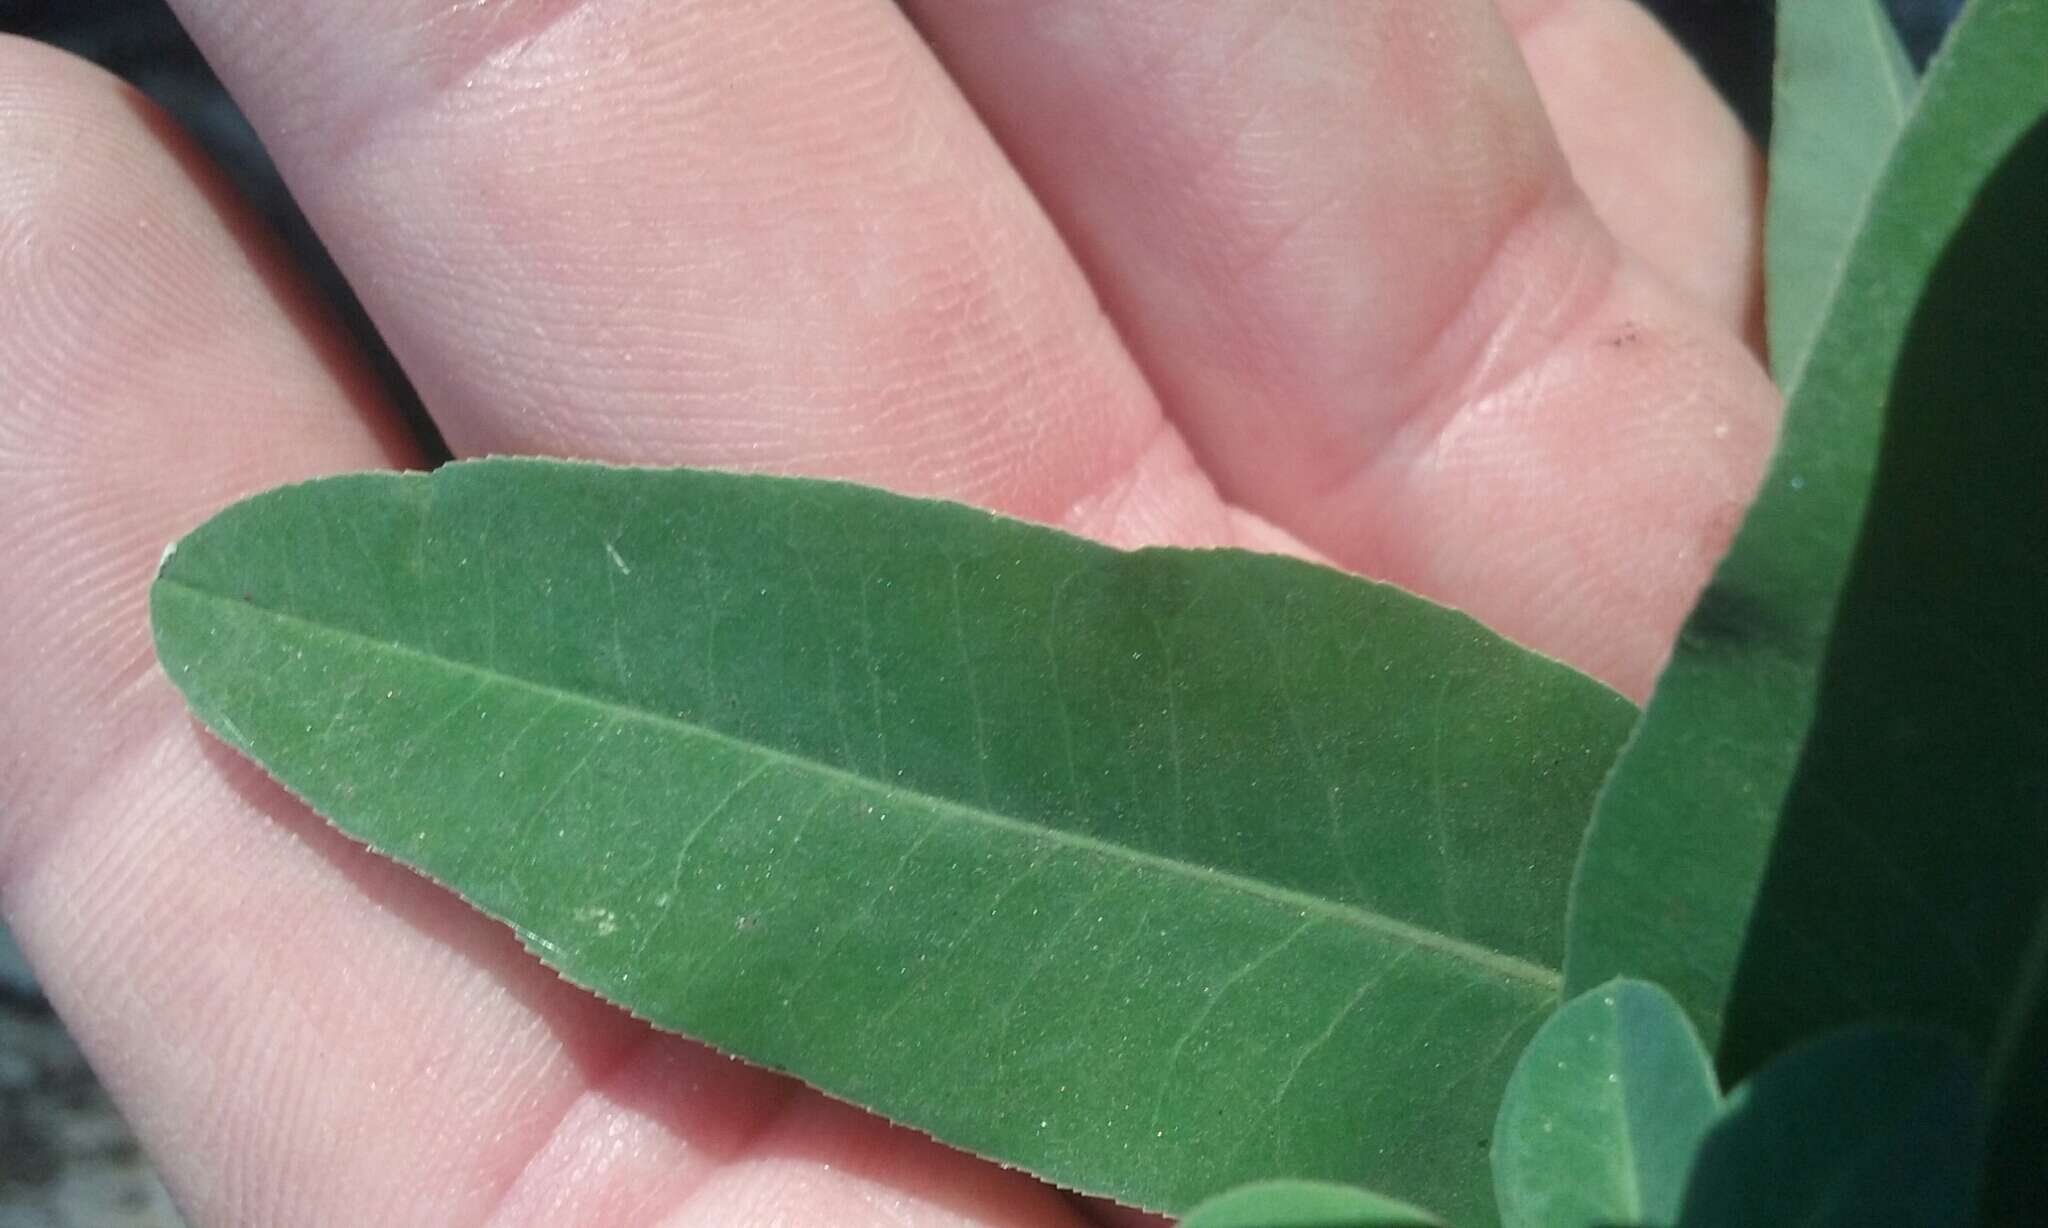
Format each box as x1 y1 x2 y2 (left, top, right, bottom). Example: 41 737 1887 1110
0 1 1971 1224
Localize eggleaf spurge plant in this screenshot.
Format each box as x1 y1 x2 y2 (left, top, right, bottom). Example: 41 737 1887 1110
147 2 2047 1224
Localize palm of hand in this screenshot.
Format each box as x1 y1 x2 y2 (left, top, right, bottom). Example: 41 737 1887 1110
0 3 1776 1225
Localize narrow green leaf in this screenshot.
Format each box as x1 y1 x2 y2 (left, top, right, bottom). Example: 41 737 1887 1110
1563 0 2048 1049
1677 1028 1984 1228
1491 980 1718 1228
1766 0 1917 385
1179 1180 1444 1228
150 459 1634 1225
1715 89 2048 1080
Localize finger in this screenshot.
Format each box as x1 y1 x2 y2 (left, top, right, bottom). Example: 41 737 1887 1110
1499 0 1766 345
156 0 1245 551
0 36 607 1225
903 1 1778 695
0 39 1090 1227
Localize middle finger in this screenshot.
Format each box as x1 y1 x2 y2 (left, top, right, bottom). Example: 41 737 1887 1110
161 0 1224 540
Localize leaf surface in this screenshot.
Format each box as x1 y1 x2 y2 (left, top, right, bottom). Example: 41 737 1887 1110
1715 45 2048 1115
1563 0 2048 1051
1676 1028 1983 1228
1766 0 1916 385
150 459 1635 1224
1491 980 1717 1228
1178 1180 1444 1228
1982 929 2048 1226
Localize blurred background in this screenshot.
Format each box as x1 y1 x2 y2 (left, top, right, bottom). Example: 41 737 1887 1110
0 1 1970 1225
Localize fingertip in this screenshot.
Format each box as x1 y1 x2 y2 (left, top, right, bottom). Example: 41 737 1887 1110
1503 0 1768 349
1 35 408 847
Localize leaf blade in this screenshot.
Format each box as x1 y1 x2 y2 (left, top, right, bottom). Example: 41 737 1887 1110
151 459 1635 1224
1491 979 1719 1228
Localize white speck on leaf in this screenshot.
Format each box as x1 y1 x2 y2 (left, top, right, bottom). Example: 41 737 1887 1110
575 906 619 937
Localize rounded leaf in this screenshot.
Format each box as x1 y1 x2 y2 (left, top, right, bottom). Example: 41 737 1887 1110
1179 1179 1445 1228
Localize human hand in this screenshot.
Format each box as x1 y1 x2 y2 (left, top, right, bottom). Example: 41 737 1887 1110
0 3 1776 1224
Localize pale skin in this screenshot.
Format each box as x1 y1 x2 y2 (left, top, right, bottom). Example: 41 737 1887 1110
0 2 1778 1225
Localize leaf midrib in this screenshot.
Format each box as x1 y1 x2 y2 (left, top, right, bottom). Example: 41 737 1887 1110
162 577 1564 993
1606 1031 1648 1219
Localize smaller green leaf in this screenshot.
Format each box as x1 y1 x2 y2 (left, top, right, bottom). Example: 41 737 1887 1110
1179 1180 1445 1228
1767 0 1918 385
1678 1027 1983 1228
1491 979 1718 1228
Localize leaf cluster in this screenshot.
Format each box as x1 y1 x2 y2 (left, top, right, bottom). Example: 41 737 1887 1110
148 2 2047 1225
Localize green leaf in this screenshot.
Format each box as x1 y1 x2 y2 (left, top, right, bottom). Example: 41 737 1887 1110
1715 84 2048 1082
1677 1028 1984 1228
1562 0 2048 1050
1766 0 1917 385
1179 1179 1445 1228
1491 980 1718 1228
1983 919 2048 1226
150 459 1635 1225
